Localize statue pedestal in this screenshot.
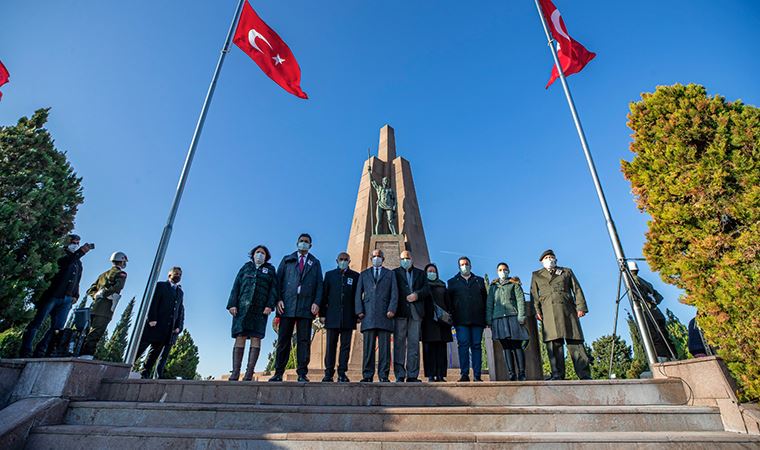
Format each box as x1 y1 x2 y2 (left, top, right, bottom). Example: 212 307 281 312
369 234 406 268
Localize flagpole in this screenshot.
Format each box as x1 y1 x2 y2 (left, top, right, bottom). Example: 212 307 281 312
532 0 658 369
125 0 247 367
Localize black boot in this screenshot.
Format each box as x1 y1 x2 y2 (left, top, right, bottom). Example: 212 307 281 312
515 348 526 381
229 347 244 381
503 349 516 381
242 346 261 381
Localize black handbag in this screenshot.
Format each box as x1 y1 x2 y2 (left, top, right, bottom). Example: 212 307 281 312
433 303 453 325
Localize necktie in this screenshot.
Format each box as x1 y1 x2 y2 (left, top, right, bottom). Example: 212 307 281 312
374 268 379 281
299 255 305 273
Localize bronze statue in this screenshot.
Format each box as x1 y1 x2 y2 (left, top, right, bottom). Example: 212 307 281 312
371 176 398 235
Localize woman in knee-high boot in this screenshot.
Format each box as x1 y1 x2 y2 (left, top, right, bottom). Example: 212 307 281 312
226 245 278 381
486 263 529 381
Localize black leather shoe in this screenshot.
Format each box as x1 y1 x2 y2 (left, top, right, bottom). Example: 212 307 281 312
457 375 470 382
297 375 310 383
427 377 435 382
395 377 405 383
438 377 447 383
268 375 283 382
337 375 350 383
321 376 334 382
379 378 391 382
360 377 373 383
473 376 483 382
406 378 421 382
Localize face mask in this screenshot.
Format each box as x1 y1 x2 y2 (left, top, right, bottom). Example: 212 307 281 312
400 259 412 270
498 270 509 280
297 241 311 251
459 264 471 276
120 262 128 269
67 244 79 253
542 258 557 270
170 275 181 284
371 256 383 267
253 252 266 265
337 260 349 270
426 272 438 281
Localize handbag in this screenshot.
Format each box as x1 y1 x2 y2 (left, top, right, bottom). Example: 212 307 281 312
433 303 453 325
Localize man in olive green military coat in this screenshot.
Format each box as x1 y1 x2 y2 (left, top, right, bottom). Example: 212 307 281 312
79 251 128 358
530 249 591 380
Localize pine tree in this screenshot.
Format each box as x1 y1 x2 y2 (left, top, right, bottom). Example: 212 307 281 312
590 335 633 379
162 330 199 380
0 109 84 331
94 329 110 360
626 312 647 379
99 297 135 362
665 309 691 360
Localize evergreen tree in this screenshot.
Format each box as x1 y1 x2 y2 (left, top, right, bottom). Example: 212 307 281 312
94 329 109 360
0 109 84 330
590 335 633 379
163 330 200 380
665 309 691 360
99 297 135 362
623 83 760 400
626 312 647 379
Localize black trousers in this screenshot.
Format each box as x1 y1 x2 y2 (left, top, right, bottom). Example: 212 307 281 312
645 304 674 358
274 317 312 376
423 341 448 379
362 329 391 380
137 337 172 378
324 328 353 376
546 338 591 380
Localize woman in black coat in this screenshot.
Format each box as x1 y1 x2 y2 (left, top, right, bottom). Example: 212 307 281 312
421 263 453 382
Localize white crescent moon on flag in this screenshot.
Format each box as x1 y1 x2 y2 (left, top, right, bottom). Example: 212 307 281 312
248 28 273 54
550 10 571 41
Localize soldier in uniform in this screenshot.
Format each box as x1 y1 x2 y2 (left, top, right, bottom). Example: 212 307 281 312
79 251 128 359
530 249 591 380
371 176 397 235
628 261 674 360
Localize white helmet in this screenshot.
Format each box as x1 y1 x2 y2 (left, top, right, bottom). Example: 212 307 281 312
110 251 128 263
627 261 639 271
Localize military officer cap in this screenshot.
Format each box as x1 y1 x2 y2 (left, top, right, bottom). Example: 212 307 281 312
539 249 555 261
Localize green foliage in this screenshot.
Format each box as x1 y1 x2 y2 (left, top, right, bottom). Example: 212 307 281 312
537 323 593 380
626 313 648 379
163 330 200 380
590 334 633 379
665 309 691 360
0 109 84 331
623 84 760 400
99 298 135 363
0 327 24 358
94 329 110 361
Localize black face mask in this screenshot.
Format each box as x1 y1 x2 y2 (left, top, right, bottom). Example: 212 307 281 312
170 276 181 284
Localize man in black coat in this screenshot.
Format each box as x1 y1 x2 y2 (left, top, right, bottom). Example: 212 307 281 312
319 252 359 382
392 250 429 382
20 234 92 358
447 256 487 382
137 267 185 379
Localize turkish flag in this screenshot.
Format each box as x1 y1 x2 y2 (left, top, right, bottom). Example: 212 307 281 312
233 1 307 99
0 61 9 100
539 0 596 88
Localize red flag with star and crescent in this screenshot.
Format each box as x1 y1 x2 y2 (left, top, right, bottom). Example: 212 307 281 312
0 61 9 100
539 0 596 89
233 1 307 99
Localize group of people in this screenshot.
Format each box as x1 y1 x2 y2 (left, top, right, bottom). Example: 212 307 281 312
19 234 185 380
225 233 615 383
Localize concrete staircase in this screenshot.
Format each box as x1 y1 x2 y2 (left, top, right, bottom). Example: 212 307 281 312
25 378 760 448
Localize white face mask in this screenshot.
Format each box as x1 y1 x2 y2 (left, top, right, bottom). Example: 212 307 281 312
400 258 412 270
497 270 509 280
460 264 471 276
253 252 266 265
426 271 437 281
337 260 349 270
542 258 557 270
371 256 383 267
67 243 79 253
297 241 311 251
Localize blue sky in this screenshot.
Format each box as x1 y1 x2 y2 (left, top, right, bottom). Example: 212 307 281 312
2 0 757 377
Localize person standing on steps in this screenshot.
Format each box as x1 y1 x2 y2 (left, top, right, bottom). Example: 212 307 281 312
421 263 453 382
392 250 429 383
530 249 591 380
355 249 398 383
486 262 530 381
79 251 128 359
269 233 323 383
628 261 674 361
227 246 277 381
447 256 487 382
319 252 360 382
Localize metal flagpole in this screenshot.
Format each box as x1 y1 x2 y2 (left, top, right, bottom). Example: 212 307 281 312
532 0 658 368
125 0 247 367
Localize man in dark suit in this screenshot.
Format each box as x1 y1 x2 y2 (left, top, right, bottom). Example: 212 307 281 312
137 266 185 379
319 252 360 382
269 233 324 383
392 250 429 382
355 249 398 382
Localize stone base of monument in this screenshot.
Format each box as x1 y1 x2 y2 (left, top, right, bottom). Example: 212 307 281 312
6 357 760 448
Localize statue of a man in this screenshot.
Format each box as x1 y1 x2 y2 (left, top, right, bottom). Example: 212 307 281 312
371 176 398 235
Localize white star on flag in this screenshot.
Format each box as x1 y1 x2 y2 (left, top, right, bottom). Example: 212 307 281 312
272 54 286 65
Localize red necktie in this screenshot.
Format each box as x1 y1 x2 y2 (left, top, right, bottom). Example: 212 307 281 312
299 255 305 273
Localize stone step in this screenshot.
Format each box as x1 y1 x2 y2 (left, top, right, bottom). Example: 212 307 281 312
278 368 491 382
97 378 688 407
27 426 760 449
64 401 723 433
